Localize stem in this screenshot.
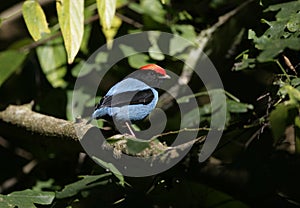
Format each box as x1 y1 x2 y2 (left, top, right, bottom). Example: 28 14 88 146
276 59 291 82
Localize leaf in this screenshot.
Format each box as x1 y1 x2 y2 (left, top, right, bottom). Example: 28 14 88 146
66 88 91 121
126 137 150 154
291 78 300 87
32 179 55 192
280 85 300 104
57 0 84 63
249 1 300 62
22 0 50 41
148 31 165 60
56 174 111 198
102 15 122 46
209 89 227 130
0 189 54 208
0 50 27 87
119 44 150 68
141 0 166 24
294 116 300 154
269 103 297 141
92 156 125 186
80 6 94 55
227 100 253 113
36 37 67 88
97 0 117 29
170 25 196 57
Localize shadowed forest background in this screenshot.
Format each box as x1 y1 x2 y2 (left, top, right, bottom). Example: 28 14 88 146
0 0 300 207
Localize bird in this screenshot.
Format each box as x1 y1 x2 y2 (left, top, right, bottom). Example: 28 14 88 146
89 64 170 136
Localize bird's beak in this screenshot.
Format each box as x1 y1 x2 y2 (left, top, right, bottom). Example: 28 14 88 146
159 74 171 79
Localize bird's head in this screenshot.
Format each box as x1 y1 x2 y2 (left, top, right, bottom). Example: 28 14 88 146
128 64 170 87
139 64 170 79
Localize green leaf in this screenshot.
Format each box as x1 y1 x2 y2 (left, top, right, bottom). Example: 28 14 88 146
92 156 125 186
281 85 300 104
227 100 253 113
36 37 67 88
170 25 196 57
22 0 50 41
56 174 111 199
128 53 150 69
294 116 300 154
250 1 300 62
80 6 94 55
291 78 300 87
209 89 227 129
57 0 84 63
0 189 54 208
102 15 122 46
0 50 27 87
66 88 91 121
32 179 55 192
148 31 165 61
126 137 150 154
97 0 117 29
269 103 297 141
119 44 150 68
141 0 166 24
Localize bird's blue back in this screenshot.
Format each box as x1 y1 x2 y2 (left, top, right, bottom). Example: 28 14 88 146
92 78 158 122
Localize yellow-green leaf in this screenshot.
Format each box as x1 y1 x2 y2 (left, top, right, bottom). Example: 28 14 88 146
102 15 122 47
57 0 84 63
22 0 50 41
97 0 117 29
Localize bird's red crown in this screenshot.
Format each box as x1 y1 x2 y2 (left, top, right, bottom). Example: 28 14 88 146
139 64 167 76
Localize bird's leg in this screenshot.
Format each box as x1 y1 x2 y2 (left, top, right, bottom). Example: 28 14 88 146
125 122 136 137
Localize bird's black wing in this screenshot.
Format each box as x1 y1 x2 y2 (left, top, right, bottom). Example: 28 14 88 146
95 89 154 109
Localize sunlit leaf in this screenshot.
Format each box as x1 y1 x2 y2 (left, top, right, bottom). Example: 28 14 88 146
97 0 117 29
0 189 54 208
0 50 27 87
36 37 67 88
22 0 50 41
56 173 111 199
57 0 84 63
102 15 122 46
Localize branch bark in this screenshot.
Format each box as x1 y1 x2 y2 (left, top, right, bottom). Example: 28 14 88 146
0 103 91 153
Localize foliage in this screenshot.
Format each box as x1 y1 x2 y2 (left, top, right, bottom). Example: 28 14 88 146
1 0 300 207
0 189 54 208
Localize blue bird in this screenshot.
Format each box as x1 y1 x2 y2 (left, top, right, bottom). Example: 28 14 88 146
90 64 170 136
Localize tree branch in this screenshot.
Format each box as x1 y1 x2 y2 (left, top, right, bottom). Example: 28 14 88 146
0 103 90 153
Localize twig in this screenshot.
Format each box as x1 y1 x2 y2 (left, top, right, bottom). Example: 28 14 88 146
116 12 143 28
153 127 210 140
